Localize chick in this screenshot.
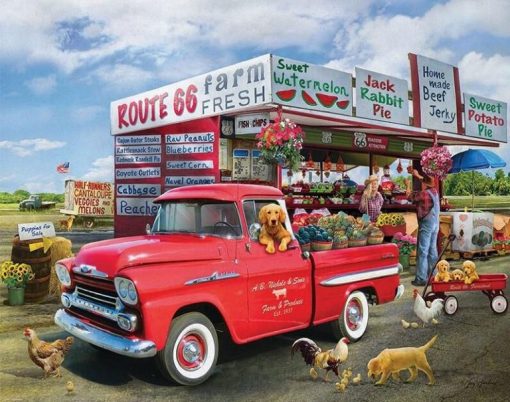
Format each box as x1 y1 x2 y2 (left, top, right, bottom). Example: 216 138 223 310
335 382 346 392
341 369 348 378
352 373 362 385
345 368 352 378
431 318 439 325
340 376 349 386
310 367 318 380
401 319 411 329
410 322 420 329
66 380 74 394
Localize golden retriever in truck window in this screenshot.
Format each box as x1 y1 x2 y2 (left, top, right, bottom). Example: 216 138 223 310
258 204 292 254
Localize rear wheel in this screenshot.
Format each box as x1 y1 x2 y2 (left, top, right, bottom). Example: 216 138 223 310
331 291 369 342
490 295 507 314
157 312 218 385
444 295 458 315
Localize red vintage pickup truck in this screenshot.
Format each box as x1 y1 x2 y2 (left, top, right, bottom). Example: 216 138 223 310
54 184 403 385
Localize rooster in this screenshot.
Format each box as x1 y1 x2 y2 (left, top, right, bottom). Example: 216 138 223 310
291 337 349 381
413 289 443 326
23 327 74 378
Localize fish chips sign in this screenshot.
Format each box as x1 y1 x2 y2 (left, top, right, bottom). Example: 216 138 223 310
464 94 507 143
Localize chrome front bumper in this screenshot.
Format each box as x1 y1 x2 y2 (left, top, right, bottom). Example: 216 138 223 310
54 309 157 358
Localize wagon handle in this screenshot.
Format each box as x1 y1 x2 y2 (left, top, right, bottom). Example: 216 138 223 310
422 233 457 297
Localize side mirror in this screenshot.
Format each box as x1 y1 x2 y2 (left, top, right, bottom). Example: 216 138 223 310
145 223 152 235
248 223 261 240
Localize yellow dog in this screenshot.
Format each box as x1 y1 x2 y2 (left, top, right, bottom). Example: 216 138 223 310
258 204 292 254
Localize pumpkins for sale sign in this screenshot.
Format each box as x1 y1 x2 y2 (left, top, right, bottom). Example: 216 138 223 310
271 56 352 116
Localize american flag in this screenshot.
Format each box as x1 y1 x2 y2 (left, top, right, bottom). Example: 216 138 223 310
56 162 70 174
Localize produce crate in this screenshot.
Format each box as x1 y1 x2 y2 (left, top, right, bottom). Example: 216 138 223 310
311 241 333 251
348 238 368 247
379 224 406 237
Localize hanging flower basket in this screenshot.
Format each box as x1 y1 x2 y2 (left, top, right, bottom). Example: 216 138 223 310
420 146 452 180
255 112 305 172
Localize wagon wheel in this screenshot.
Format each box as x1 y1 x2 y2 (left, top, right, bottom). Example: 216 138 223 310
424 292 437 304
444 295 458 315
490 295 508 314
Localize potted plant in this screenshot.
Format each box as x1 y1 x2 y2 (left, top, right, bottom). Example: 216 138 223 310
391 232 417 269
255 112 305 173
0 260 35 306
420 145 452 180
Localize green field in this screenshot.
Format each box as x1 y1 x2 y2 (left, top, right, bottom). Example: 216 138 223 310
447 195 510 211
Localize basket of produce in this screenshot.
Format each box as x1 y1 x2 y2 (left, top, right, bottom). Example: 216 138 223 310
333 234 348 249
301 243 311 252
348 238 368 247
367 227 385 245
312 240 333 251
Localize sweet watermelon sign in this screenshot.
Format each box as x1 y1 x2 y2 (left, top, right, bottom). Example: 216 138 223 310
271 56 352 115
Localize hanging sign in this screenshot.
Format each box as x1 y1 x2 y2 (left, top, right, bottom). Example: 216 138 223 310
235 113 270 135
271 56 352 115
409 53 462 133
464 93 507 143
232 149 250 180
355 67 409 125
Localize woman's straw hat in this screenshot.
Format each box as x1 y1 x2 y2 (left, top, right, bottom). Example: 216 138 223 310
364 174 378 186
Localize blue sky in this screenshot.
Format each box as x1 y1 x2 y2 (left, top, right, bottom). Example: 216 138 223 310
1 0 509 193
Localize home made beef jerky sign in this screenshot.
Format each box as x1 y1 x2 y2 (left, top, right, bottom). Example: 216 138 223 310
111 55 270 135
409 54 462 134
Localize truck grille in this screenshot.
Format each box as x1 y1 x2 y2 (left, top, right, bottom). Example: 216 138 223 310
75 285 118 309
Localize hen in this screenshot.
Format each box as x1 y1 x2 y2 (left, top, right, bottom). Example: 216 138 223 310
413 289 443 326
291 337 349 381
24 327 74 378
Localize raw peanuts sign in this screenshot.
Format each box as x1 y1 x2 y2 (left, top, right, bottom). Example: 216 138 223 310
355 67 409 125
271 56 352 115
463 93 507 143
409 53 462 133
111 55 270 135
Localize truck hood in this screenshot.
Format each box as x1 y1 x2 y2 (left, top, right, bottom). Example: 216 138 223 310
74 235 229 277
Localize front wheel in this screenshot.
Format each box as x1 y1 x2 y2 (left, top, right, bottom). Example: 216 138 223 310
157 312 218 386
331 291 369 342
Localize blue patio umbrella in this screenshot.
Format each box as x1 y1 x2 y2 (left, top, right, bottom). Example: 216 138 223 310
450 149 506 173
449 149 506 208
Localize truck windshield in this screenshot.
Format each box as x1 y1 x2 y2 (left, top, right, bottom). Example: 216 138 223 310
152 200 242 238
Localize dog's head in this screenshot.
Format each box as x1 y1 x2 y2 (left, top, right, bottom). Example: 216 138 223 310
436 259 450 273
259 204 286 227
451 269 464 281
367 357 381 379
462 260 476 276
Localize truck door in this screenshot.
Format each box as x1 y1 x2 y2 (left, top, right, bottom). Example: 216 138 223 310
241 199 312 339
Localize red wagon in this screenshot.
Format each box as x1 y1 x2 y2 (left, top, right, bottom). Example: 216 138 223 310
424 274 508 315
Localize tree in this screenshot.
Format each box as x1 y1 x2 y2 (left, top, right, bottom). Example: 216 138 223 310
13 189 30 202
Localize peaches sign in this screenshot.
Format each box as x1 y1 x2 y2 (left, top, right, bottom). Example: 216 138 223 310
271 56 352 116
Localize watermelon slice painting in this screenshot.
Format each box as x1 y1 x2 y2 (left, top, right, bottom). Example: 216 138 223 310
275 89 297 102
302 90 317 106
336 100 350 110
316 93 338 108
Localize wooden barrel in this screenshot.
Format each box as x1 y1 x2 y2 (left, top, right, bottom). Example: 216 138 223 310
11 235 51 302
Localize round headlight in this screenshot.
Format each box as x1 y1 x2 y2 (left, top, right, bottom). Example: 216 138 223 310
114 277 138 305
118 280 128 298
55 263 71 286
128 282 137 302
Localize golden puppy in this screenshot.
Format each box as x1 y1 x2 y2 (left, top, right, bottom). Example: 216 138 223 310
59 215 74 232
450 269 465 281
258 204 292 253
434 259 451 282
367 335 437 386
462 260 479 285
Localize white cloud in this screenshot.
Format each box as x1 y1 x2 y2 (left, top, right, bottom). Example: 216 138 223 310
82 155 114 182
25 74 57 95
72 105 104 122
22 179 59 194
89 64 153 91
0 138 66 157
